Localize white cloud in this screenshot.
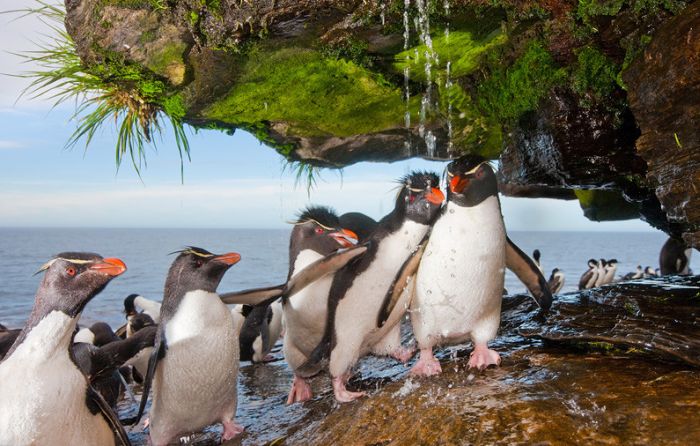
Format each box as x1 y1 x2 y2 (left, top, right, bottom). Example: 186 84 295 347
0 177 398 228
0 140 24 149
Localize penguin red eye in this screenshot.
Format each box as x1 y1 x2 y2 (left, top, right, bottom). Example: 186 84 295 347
195 259 204 267
315 228 324 234
66 267 76 277
409 194 416 204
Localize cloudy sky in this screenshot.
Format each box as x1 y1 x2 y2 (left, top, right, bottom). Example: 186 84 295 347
0 1 655 231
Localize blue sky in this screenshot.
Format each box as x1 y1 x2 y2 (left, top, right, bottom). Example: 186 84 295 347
0 2 656 231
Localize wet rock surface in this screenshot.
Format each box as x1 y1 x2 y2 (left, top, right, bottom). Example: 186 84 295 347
118 276 700 445
623 1 700 248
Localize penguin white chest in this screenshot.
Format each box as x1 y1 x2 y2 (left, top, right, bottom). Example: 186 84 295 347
0 311 113 445
152 290 238 440
285 249 333 355
414 197 506 345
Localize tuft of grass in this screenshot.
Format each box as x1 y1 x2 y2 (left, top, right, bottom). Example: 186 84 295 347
283 160 324 196
9 1 191 178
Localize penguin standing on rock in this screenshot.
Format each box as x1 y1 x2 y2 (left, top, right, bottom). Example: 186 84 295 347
548 268 565 294
222 206 366 404
579 259 599 290
0 253 130 446
131 247 244 445
299 172 445 402
409 156 542 375
659 237 693 275
532 249 543 273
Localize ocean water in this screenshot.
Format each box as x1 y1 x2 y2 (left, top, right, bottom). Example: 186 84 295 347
0 228 695 329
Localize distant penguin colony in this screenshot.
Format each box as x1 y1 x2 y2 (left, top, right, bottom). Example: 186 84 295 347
1 163 697 444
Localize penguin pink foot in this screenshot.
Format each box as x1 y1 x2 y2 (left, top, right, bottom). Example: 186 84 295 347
286 375 313 404
390 345 416 363
332 375 366 403
221 419 244 442
468 344 500 370
409 348 442 376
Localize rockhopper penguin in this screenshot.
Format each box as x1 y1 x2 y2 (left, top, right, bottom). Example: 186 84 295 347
131 247 244 445
0 253 129 446
300 172 445 402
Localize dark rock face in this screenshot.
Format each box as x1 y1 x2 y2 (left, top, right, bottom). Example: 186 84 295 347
624 1 700 247
59 0 699 244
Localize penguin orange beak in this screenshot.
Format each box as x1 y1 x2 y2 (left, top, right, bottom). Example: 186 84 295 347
90 258 127 277
426 187 445 205
213 252 242 265
330 229 359 248
449 175 469 194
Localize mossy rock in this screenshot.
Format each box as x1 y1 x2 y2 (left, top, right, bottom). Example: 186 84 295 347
204 45 419 138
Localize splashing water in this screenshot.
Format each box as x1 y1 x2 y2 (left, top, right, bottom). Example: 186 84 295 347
444 0 454 155
415 0 437 158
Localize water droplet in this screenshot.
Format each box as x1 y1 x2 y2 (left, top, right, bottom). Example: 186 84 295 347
449 208 455 214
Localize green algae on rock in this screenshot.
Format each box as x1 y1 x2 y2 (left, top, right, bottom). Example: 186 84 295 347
204 46 416 138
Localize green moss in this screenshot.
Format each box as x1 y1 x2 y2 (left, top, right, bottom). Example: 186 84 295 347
575 189 640 221
188 11 199 27
393 28 507 81
204 45 416 137
139 29 156 44
572 46 619 102
437 81 502 158
477 41 566 122
577 0 625 25
160 93 186 120
320 37 373 69
144 41 188 84
617 34 652 89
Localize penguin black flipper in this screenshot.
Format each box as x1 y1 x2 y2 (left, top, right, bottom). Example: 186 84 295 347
220 244 368 306
220 285 286 306
505 237 553 310
284 244 369 299
86 385 132 446
124 328 166 426
376 235 428 328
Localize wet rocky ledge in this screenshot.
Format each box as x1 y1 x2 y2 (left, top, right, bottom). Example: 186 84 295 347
120 275 700 445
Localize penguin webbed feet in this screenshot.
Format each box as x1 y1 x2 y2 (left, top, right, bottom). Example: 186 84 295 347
332 374 366 403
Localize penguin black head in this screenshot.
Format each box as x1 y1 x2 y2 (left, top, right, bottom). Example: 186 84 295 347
587 259 598 268
395 171 444 225
34 252 127 318
164 247 241 299
339 212 378 242
446 155 497 206
533 249 541 263
290 206 359 260
124 293 141 316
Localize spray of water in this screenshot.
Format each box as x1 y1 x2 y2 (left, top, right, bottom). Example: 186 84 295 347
415 0 437 158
